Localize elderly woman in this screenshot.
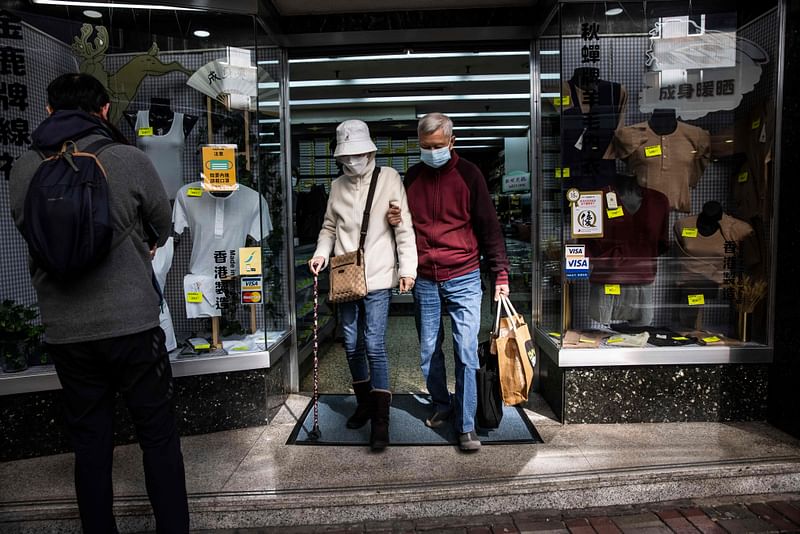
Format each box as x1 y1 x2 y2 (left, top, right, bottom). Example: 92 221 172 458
309 119 417 451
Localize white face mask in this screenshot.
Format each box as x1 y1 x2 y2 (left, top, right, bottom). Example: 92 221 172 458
338 154 370 176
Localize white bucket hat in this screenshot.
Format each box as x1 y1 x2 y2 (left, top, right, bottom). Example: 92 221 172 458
334 120 377 157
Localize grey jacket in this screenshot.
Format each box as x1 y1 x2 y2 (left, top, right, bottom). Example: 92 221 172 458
9 134 172 344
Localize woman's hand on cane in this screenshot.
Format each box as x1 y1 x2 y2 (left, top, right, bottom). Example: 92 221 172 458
308 256 326 275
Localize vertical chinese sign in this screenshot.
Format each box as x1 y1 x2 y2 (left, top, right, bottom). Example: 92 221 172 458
0 10 31 182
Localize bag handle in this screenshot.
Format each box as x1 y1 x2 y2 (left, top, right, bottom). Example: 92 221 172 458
499 295 518 332
503 295 521 318
492 298 503 336
357 166 381 251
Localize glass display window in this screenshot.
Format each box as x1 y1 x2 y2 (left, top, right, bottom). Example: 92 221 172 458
535 0 781 365
0 4 290 390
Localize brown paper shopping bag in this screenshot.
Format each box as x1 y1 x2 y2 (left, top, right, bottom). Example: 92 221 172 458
493 295 535 405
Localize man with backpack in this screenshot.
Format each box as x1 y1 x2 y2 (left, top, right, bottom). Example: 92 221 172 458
8 73 189 534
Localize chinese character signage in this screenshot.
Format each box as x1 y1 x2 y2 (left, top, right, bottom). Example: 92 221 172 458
580 22 600 64
570 191 603 238
202 144 237 192
0 10 30 181
501 171 531 193
640 17 768 120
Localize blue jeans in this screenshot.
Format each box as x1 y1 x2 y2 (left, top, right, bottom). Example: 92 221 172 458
414 269 482 433
339 289 392 390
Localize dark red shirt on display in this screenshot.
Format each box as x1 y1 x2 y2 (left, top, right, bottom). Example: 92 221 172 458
584 186 670 284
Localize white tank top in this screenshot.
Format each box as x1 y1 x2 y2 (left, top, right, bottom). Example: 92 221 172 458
135 110 186 199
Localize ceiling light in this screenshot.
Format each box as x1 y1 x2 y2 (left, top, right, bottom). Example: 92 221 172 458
289 51 529 64
285 73 530 89
420 112 530 118
258 143 280 147
258 93 530 107
605 6 624 16
33 1 199 10
454 136 504 141
456 145 494 149
453 125 529 130
82 9 102 18
193 29 210 38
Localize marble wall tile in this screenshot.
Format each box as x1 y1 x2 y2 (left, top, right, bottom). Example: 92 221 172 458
0 362 288 462
563 365 769 424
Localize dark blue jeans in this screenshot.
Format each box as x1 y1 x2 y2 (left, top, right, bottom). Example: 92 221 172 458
48 326 189 534
339 288 392 390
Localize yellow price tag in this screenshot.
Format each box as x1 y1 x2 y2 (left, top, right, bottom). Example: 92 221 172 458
751 118 761 130
605 284 621 295
553 95 570 107
688 294 705 306
137 127 153 137
682 227 698 238
607 337 623 344
737 171 749 183
562 167 570 178
607 207 624 219
672 336 689 341
186 292 203 303
555 167 562 178
579 338 595 344
187 187 203 197
644 145 662 157
548 332 562 338
703 336 721 343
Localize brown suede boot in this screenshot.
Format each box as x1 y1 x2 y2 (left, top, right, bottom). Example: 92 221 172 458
346 379 372 429
369 389 391 451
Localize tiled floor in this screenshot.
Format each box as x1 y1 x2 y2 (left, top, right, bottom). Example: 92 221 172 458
3 306 800 532
200 494 800 533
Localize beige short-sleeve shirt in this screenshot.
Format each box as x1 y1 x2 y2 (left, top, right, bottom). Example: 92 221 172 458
612 121 711 212
673 213 757 284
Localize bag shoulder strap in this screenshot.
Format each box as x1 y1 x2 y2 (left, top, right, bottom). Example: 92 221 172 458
357 166 381 251
32 137 117 161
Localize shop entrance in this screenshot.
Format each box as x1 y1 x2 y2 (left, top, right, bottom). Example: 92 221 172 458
282 46 535 412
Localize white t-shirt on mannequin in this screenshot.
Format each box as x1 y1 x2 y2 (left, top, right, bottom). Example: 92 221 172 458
173 182 273 276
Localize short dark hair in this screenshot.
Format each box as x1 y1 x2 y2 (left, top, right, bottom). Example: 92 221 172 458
47 73 110 113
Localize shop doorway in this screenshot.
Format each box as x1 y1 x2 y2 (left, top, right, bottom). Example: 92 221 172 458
280 46 534 395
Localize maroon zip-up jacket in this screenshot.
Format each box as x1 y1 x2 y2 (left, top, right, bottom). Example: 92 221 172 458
405 150 509 285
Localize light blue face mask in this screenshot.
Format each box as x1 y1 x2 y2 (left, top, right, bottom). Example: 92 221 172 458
420 146 451 168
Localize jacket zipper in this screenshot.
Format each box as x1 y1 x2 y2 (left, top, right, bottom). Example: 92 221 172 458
431 169 440 278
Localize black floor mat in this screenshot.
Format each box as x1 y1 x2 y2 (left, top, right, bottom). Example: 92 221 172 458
287 393 544 446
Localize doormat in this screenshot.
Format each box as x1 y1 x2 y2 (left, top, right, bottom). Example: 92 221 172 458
287 393 543 446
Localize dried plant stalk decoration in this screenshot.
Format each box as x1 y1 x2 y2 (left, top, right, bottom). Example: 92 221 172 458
726 275 768 313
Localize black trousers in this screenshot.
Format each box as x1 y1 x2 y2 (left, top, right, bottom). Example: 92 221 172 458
48 326 189 534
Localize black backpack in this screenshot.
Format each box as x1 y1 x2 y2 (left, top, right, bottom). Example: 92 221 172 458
22 139 118 280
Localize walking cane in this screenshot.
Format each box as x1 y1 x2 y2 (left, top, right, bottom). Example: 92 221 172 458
308 272 321 440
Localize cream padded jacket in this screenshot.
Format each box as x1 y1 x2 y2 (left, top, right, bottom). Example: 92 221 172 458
313 161 417 291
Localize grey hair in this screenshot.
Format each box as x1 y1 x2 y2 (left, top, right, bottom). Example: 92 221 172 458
417 113 453 138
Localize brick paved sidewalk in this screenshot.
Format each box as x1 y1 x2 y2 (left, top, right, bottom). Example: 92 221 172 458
199 493 800 533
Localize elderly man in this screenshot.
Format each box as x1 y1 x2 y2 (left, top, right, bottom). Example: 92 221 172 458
389 112 510 451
